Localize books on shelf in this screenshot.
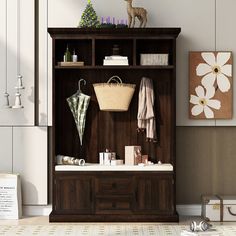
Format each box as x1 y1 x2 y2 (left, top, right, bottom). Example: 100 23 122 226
105 56 128 60
103 55 129 66
103 59 129 66
180 230 219 236
58 61 84 66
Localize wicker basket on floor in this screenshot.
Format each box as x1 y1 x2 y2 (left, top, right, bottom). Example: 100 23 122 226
93 75 135 111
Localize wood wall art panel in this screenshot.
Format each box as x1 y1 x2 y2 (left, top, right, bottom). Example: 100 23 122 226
189 51 232 119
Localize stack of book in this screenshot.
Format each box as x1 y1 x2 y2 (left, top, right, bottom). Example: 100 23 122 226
181 230 219 236
103 56 129 66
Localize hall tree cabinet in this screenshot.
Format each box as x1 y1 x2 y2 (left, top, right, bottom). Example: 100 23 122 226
48 28 181 222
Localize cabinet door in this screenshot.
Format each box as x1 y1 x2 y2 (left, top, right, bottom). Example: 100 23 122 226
38 0 49 126
0 127 12 172
55 176 93 214
13 127 48 205
0 0 35 126
135 175 174 213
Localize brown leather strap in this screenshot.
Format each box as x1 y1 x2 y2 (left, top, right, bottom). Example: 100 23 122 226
216 195 223 222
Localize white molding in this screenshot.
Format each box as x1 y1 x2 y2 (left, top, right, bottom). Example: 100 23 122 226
23 205 52 216
177 204 201 216
22 204 201 216
38 0 48 126
47 34 52 126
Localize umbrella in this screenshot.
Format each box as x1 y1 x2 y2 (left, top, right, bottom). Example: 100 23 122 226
67 79 90 145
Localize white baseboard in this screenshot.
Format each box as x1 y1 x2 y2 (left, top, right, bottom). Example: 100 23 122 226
177 204 201 216
23 205 52 216
23 204 201 217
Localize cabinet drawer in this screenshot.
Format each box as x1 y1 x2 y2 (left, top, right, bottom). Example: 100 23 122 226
96 197 133 214
96 177 133 195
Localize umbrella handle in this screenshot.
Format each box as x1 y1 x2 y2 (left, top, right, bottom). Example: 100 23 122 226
78 78 86 93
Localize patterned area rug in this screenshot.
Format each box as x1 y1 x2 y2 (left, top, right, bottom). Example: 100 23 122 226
0 224 236 236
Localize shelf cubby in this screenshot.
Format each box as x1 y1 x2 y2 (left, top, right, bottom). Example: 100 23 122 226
136 39 174 66
55 39 92 66
95 39 133 66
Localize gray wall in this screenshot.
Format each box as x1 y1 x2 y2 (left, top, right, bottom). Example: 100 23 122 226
177 127 236 204
45 0 236 204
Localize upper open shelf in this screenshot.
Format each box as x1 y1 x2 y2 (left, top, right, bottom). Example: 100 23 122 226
50 28 180 68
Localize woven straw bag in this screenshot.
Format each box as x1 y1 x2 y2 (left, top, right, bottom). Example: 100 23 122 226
93 75 136 111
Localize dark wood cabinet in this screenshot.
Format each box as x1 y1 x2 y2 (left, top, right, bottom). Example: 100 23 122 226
51 172 176 221
48 28 181 222
95 175 133 195
95 173 134 215
135 174 173 213
54 174 94 214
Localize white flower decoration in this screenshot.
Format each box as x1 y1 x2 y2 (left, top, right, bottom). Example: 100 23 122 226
196 52 232 93
190 85 221 118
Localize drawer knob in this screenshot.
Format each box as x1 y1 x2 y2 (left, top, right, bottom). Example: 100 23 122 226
112 183 117 188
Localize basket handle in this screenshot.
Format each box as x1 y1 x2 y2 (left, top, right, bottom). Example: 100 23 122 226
107 75 122 84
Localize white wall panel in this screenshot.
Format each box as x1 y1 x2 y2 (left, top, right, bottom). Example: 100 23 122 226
0 0 17 122
6 0 18 113
0 0 35 126
13 127 48 205
0 127 12 172
215 0 236 126
48 0 84 27
19 0 35 124
39 0 48 126
0 0 7 108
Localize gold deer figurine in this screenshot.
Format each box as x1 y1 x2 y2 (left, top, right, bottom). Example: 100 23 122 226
125 0 147 28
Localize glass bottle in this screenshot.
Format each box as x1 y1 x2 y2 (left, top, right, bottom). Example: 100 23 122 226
64 45 71 62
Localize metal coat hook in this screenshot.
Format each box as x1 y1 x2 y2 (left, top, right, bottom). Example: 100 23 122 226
78 78 86 94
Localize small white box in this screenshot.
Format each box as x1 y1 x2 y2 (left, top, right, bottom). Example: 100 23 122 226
0 174 22 219
140 54 169 66
219 195 236 221
202 195 221 221
110 160 124 166
202 195 236 222
125 146 141 165
104 152 111 165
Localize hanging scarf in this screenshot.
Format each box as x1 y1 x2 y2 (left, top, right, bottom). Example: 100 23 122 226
137 77 157 142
